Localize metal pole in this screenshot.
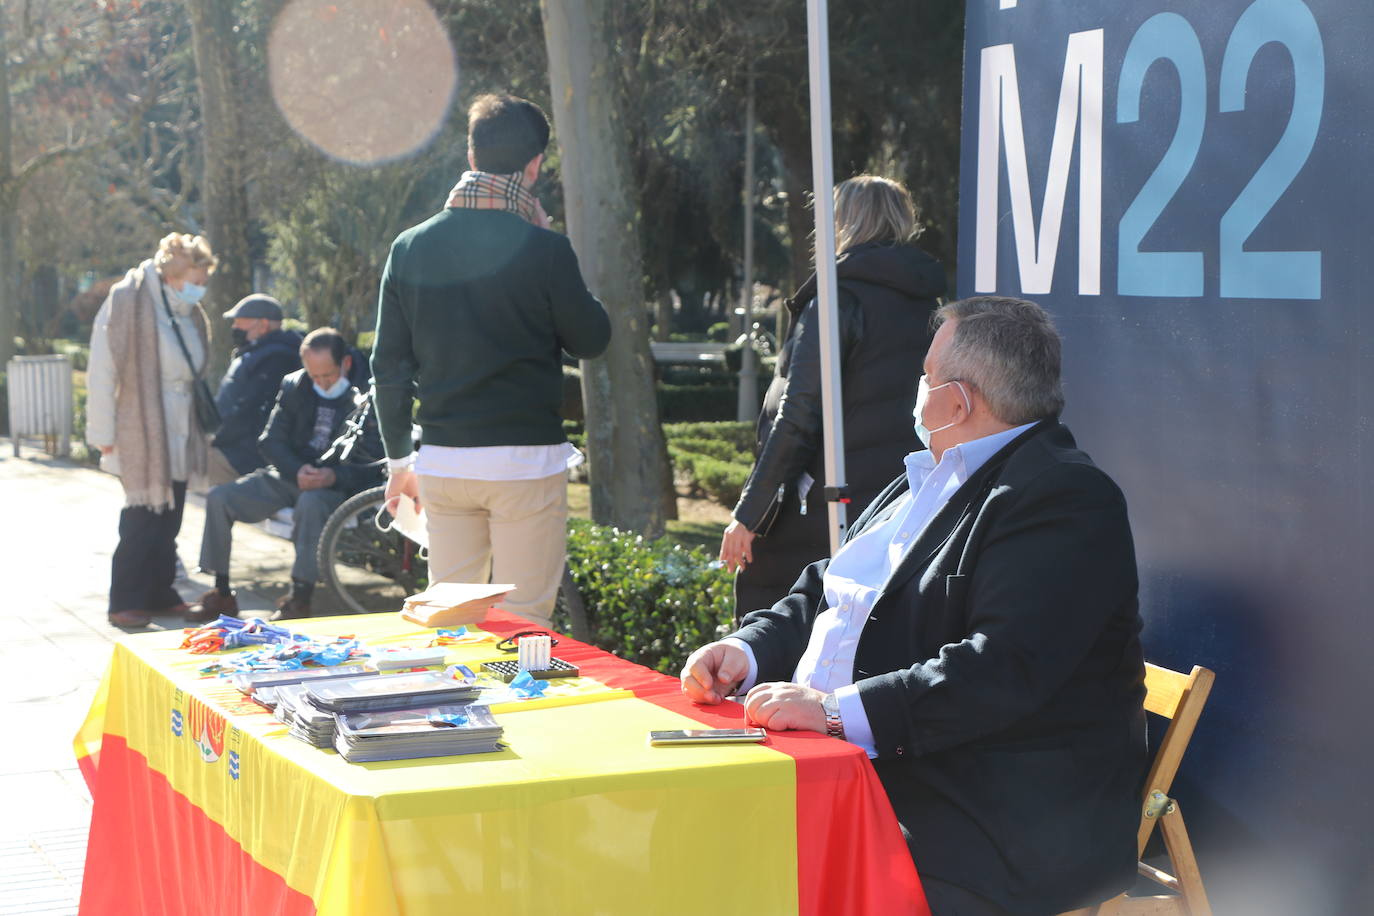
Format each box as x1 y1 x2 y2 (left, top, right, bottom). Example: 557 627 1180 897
737 68 758 422
805 0 848 553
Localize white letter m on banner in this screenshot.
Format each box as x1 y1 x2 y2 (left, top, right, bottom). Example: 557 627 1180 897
975 31 1103 295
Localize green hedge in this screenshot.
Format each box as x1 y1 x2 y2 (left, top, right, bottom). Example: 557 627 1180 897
690 454 750 506
666 436 746 463
661 421 755 508
663 421 755 453
555 518 734 673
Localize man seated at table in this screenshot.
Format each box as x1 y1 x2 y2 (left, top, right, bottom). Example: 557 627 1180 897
681 296 1147 916
189 327 383 623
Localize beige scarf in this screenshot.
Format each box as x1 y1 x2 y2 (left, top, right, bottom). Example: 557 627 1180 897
105 262 210 510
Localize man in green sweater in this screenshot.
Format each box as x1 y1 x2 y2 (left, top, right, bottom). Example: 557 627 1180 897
371 94 610 628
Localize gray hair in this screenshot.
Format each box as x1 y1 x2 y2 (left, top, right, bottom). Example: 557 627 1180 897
932 297 1064 424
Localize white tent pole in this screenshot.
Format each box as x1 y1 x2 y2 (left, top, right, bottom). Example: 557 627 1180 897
736 67 758 422
806 0 848 553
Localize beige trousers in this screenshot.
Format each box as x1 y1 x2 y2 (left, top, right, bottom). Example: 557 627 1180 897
418 472 569 628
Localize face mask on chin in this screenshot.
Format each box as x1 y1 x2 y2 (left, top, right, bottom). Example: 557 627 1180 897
314 376 351 400
913 375 971 448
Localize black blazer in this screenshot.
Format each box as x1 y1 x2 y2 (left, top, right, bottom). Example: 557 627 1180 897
734 421 1147 915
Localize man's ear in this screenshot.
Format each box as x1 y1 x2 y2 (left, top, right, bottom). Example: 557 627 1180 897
341 354 353 379
522 153 543 188
468 149 477 170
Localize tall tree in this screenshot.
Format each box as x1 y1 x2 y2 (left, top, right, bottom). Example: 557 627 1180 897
184 0 252 375
0 1 115 368
541 0 672 537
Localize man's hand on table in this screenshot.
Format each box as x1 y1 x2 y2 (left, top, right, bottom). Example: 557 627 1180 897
742 682 827 734
680 641 749 704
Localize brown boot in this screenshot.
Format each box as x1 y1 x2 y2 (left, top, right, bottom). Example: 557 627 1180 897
269 594 312 622
185 589 239 625
108 609 152 628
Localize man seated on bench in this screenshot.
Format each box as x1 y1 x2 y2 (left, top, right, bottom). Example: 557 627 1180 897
681 297 1148 916
188 328 383 623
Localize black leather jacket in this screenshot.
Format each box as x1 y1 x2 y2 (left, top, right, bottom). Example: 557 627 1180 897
733 242 945 531
259 369 384 495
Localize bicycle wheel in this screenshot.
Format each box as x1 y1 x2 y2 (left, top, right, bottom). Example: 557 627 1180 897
316 485 429 614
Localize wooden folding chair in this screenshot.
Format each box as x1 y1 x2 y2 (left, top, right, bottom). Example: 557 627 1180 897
1061 662 1216 916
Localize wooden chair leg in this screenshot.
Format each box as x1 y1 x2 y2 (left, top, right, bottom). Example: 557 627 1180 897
1158 801 1212 916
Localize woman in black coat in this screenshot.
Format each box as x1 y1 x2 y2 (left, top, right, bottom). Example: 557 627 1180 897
720 176 946 619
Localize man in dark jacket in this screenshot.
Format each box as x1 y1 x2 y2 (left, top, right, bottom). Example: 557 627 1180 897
208 294 302 485
371 93 610 628
682 297 1147 916
190 328 383 623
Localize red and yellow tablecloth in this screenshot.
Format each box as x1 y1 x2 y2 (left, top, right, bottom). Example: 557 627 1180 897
74 610 927 915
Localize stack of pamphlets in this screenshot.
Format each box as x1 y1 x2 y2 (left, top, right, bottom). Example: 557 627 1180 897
304 671 481 714
333 704 503 762
231 664 375 696
275 684 339 748
400 583 514 628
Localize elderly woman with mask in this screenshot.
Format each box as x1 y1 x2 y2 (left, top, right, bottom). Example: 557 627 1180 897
87 233 218 627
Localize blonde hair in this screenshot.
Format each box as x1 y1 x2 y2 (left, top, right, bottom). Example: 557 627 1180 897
833 176 919 253
154 233 218 278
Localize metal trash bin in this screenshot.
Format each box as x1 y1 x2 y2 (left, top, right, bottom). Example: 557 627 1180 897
6 354 73 457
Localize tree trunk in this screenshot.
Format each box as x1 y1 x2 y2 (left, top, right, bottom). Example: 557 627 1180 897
779 142 815 294
0 8 18 371
185 0 252 378
542 0 672 539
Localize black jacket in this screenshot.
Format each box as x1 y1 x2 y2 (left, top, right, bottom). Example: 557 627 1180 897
733 242 945 531
259 369 384 496
733 422 1147 915
213 328 302 474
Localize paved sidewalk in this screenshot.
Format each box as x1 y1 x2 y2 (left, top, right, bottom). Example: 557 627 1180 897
0 443 297 913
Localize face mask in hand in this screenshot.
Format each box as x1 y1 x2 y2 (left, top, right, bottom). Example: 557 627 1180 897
912 375 971 448
314 376 352 400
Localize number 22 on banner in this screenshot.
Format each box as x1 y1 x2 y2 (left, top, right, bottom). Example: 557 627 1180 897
974 0 1325 300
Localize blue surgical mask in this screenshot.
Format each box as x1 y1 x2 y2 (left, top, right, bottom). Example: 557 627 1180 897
174 282 207 305
913 375 970 448
314 376 351 400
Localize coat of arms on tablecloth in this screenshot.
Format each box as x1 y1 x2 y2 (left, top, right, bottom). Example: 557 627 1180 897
176 691 227 764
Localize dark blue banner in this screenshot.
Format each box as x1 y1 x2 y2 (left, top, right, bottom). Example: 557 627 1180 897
958 2 1372 912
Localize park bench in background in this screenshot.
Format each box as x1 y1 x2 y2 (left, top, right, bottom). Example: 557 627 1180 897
649 341 730 365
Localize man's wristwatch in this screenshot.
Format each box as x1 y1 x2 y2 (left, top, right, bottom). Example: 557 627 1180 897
821 692 845 739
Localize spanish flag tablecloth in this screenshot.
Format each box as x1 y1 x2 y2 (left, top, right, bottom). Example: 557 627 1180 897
74 610 927 915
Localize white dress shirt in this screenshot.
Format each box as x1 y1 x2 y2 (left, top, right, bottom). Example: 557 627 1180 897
388 442 583 481
728 422 1035 756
